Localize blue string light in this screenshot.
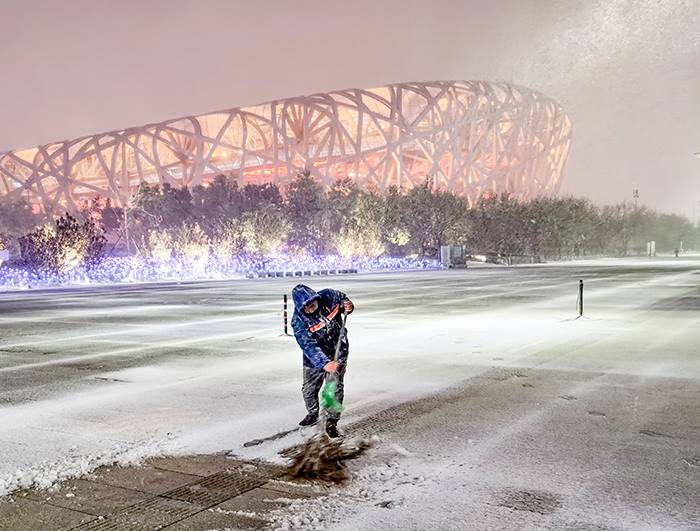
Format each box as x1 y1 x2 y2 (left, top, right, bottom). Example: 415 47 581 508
0 253 442 289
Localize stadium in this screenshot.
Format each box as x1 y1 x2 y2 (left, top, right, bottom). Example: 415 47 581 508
0 80 571 216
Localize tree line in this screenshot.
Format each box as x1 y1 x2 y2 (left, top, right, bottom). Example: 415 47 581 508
0 172 698 272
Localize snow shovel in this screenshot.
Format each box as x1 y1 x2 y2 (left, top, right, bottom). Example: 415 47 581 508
320 312 347 413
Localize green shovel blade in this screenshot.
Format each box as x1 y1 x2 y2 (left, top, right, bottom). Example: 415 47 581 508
320 380 344 413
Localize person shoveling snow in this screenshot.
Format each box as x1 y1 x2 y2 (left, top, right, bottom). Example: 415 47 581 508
291 284 354 438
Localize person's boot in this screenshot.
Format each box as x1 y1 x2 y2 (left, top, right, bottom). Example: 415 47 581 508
325 418 340 438
299 413 318 427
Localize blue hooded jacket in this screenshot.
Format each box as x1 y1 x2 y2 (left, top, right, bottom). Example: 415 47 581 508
291 284 352 370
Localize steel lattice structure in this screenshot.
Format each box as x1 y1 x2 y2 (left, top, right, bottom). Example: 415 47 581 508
0 80 571 215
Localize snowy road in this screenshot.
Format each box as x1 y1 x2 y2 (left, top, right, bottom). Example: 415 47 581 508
1 258 699 528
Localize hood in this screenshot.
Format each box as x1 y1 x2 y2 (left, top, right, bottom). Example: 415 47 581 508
292 284 319 311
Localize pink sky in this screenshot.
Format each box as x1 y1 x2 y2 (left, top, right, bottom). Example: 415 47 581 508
1 0 698 217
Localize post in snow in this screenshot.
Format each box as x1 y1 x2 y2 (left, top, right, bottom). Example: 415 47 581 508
578 279 584 318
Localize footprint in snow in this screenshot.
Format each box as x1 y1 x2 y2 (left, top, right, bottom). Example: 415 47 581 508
559 395 578 401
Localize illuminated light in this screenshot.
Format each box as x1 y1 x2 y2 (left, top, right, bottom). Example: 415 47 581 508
0 253 442 289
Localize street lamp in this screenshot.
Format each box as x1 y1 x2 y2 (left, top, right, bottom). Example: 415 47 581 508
694 153 700 226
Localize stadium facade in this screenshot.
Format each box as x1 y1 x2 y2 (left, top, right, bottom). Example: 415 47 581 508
0 81 571 215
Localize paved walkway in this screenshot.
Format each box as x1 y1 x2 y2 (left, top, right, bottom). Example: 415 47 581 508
0 455 327 530
3 359 700 529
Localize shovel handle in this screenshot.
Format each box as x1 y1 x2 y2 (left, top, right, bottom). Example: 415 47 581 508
332 312 347 362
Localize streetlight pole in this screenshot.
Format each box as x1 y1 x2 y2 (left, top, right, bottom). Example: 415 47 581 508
123 206 130 255
694 153 700 227
631 189 640 256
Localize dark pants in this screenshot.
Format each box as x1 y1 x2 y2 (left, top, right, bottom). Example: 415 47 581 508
302 358 347 421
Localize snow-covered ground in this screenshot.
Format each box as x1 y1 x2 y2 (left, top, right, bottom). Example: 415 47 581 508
1 257 699 528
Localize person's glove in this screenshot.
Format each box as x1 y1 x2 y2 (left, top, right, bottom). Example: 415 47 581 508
343 299 354 314
323 360 340 373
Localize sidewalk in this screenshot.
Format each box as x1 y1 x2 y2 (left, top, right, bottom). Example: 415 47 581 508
0 454 326 530
3 361 699 530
